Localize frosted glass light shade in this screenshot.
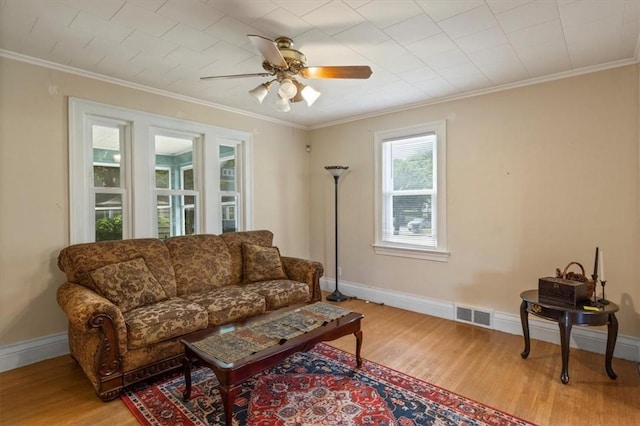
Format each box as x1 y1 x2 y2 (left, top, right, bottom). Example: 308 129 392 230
278 78 297 100
249 82 271 104
301 85 321 106
275 95 291 112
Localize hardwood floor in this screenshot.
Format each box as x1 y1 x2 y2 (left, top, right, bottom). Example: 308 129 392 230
1 298 639 425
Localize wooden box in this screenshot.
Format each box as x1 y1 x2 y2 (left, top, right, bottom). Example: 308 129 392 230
538 277 590 307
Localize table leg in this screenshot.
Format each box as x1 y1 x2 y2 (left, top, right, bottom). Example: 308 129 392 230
354 329 363 367
182 356 192 402
218 384 239 426
605 313 618 380
559 311 572 384
520 300 530 359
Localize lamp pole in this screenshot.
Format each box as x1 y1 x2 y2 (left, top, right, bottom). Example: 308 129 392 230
325 166 348 302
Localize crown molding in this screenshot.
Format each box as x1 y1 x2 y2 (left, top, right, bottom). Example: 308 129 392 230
0 49 310 130
310 57 640 129
2 48 637 132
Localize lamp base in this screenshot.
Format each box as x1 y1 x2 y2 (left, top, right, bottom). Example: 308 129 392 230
325 290 348 302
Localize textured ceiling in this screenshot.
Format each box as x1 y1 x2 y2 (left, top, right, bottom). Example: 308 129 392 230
1 0 639 128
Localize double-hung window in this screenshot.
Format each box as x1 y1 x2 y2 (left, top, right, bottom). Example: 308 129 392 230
69 98 252 244
373 121 449 261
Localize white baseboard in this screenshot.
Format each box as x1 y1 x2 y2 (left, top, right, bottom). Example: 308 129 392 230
321 278 640 363
2 281 638 373
0 332 69 373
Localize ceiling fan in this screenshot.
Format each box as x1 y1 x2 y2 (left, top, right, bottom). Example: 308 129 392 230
200 35 373 112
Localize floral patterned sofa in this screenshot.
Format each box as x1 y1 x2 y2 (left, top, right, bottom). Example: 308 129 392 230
56 230 323 401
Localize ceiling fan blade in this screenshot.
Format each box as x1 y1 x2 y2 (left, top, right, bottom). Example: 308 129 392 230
200 72 272 80
300 66 372 79
248 34 287 68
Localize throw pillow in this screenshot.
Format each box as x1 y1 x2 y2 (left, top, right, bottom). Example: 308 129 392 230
90 257 168 312
242 243 288 283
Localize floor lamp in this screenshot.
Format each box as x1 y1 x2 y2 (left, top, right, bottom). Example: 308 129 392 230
325 165 348 302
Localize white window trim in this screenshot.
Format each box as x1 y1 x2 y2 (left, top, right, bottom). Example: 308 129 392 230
69 98 253 243
372 121 449 262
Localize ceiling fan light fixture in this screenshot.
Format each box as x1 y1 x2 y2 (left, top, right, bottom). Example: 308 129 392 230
278 78 297 100
275 95 291 112
248 81 271 104
300 85 321 106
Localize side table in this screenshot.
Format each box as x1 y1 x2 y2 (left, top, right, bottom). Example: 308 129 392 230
519 289 619 384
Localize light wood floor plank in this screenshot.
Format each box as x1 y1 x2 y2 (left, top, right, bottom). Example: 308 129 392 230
1 298 638 425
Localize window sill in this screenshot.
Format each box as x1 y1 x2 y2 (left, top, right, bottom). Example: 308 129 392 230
372 243 450 262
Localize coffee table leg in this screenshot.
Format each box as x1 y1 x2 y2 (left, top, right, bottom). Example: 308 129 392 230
182 356 192 402
354 329 363 367
218 384 239 426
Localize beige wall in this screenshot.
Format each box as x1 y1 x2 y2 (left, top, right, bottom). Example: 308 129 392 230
0 57 311 345
309 65 640 338
1 56 638 348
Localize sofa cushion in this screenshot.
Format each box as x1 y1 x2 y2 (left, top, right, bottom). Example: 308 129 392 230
57 238 177 297
183 286 266 326
165 234 233 295
242 243 287 284
243 280 310 310
220 230 274 285
123 298 208 349
90 258 168 312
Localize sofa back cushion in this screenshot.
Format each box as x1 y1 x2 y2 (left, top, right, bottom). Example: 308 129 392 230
220 230 274 285
57 238 177 297
90 257 168 312
165 234 232 295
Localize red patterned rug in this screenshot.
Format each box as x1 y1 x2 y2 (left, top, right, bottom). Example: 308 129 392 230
122 343 536 426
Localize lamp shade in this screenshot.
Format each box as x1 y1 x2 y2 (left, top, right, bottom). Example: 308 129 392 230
301 85 321 106
325 165 349 177
275 95 291 112
278 78 297 100
249 82 271 104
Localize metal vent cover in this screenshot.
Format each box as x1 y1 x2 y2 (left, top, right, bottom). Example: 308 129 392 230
454 304 493 329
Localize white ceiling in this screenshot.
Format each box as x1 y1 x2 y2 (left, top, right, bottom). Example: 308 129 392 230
1 0 639 128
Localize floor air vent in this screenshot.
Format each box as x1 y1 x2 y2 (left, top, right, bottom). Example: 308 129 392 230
455 305 493 329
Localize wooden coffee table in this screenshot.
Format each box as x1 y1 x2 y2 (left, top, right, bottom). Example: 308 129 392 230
180 304 364 426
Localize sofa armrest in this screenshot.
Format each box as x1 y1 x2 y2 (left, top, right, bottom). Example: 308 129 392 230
281 257 324 303
56 282 127 374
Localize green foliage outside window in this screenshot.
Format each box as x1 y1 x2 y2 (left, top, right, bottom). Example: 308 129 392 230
393 151 433 190
96 215 122 241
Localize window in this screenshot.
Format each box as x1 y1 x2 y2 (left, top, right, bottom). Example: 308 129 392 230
219 142 240 233
153 130 198 239
373 121 449 261
69 98 252 243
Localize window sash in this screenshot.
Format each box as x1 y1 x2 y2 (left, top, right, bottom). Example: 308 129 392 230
373 121 448 261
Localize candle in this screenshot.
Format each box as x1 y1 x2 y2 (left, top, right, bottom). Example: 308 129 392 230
599 250 605 282
593 246 599 277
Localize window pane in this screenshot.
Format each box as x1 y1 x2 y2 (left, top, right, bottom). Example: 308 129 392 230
95 194 123 241
93 165 120 187
220 145 236 191
157 195 171 239
221 195 237 233
182 168 194 190
392 194 431 235
92 124 122 188
184 195 195 235
155 135 193 189
156 169 170 189
392 136 434 191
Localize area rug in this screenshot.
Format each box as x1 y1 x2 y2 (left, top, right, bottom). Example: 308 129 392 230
122 344 536 426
